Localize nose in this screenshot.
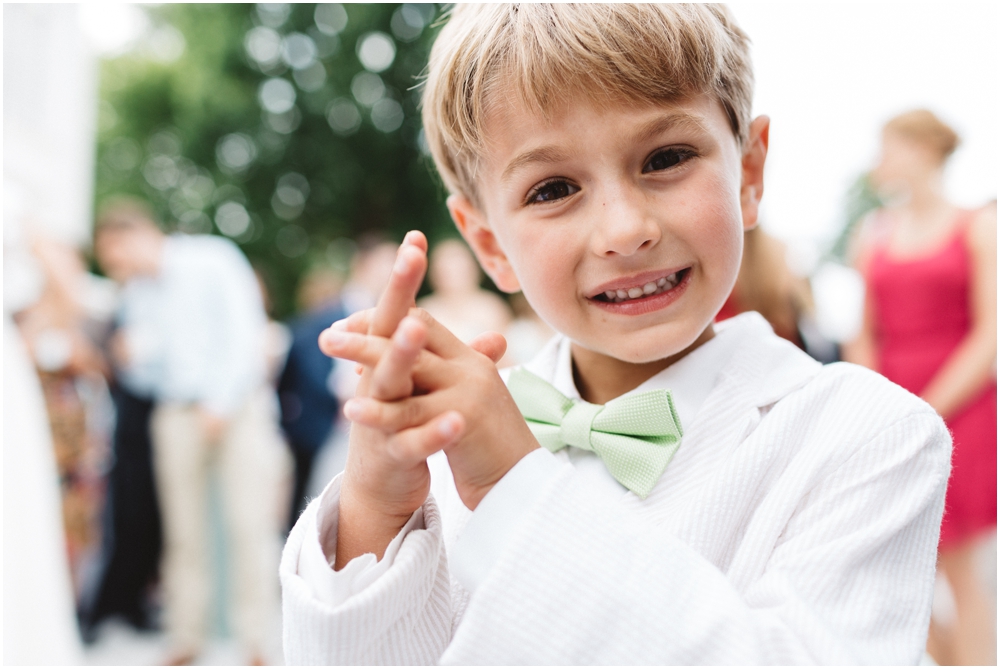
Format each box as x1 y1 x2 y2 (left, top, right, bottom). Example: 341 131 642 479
590 187 661 257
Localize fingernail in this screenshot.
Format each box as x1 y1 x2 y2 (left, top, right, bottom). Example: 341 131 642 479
393 248 411 275
321 329 347 347
343 399 362 421
402 231 415 246
330 319 348 331
438 413 460 439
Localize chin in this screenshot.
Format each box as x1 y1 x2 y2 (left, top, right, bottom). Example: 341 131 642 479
589 321 711 365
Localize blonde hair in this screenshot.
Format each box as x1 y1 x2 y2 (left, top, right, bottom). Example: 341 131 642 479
884 109 960 163
421 3 754 203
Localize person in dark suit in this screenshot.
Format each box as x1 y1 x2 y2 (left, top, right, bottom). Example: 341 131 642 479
278 268 345 530
78 335 163 640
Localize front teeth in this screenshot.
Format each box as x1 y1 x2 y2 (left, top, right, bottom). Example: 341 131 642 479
602 272 680 303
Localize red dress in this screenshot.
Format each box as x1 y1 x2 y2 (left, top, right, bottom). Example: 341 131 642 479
867 211 997 550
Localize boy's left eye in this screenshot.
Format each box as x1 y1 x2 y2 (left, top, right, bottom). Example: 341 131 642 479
642 148 694 174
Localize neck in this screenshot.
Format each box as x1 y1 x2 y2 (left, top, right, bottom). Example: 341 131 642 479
897 170 948 218
570 324 715 405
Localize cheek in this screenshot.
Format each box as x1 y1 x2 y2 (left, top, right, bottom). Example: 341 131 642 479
502 229 579 319
687 172 744 273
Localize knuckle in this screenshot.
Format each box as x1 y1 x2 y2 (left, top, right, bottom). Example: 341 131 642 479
402 399 423 428
409 307 435 326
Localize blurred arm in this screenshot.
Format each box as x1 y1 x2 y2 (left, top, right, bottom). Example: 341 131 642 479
921 209 997 418
842 216 878 369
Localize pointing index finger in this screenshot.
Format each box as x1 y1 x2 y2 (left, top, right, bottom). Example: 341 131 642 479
369 231 428 341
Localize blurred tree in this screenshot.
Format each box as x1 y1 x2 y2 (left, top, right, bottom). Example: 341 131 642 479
94 3 453 317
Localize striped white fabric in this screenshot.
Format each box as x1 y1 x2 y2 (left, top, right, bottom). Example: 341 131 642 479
280 313 950 665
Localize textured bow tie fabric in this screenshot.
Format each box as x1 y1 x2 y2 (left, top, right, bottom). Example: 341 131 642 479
507 368 683 498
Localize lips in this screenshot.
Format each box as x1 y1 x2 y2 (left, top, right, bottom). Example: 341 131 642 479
586 267 692 316
589 268 690 303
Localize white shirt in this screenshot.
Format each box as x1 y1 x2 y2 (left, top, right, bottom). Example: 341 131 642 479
281 312 950 664
118 234 266 415
299 316 742 602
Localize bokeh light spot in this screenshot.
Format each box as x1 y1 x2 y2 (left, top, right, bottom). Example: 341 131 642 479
314 3 348 36
215 133 258 174
350 72 385 107
371 98 404 133
356 32 396 73
292 61 327 92
255 3 291 29
281 33 318 70
326 98 362 136
215 201 251 237
245 26 282 68
259 78 297 114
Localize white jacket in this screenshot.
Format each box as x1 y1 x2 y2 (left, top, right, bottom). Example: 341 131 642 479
280 313 950 665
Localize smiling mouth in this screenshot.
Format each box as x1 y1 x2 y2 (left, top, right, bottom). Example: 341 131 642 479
591 268 691 303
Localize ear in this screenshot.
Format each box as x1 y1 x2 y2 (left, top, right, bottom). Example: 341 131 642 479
446 194 521 293
740 115 770 231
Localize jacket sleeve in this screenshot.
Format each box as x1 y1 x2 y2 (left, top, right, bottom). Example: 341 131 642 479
440 408 950 665
280 476 457 665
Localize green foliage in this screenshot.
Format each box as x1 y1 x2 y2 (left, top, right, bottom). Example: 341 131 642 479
828 172 883 263
95 3 454 318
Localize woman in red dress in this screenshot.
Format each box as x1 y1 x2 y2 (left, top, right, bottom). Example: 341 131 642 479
847 110 997 665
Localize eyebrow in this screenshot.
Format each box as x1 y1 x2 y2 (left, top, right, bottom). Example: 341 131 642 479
630 111 711 147
499 111 711 184
500 145 570 184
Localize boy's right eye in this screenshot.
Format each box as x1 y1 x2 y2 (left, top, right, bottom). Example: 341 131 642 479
525 179 580 205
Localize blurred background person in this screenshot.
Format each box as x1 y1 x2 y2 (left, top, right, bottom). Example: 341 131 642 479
277 264 346 530
13 235 117 610
716 226 839 364
4 208 89 665
79 324 164 640
93 198 287 665
844 110 997 666
418 238 512 343
308 237 400 501
501 292 555 369
339 235 401 316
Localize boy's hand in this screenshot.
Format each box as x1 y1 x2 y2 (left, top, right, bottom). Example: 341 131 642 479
323 308 540 512
332 232 443 569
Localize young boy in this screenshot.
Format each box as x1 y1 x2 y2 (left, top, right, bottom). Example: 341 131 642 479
281 5 950 664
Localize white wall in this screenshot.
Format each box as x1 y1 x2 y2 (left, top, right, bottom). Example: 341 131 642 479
4 4 98 247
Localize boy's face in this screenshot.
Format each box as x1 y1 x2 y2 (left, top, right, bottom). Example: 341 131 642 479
449 94 768 366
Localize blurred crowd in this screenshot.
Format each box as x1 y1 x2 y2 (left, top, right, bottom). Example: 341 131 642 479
3 193 559 665
3 53 995 665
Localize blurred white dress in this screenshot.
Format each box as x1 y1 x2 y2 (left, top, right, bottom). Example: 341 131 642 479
3 313 84 664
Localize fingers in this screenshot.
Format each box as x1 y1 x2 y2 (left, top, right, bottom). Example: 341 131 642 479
328 306 472 362
467 331 508 364
319 328 387 366
369 317 426 400
401 229 428 254
333 309 374 335
320 327 456 390
369 232 428 338
386 411 464 462
344 392 438 433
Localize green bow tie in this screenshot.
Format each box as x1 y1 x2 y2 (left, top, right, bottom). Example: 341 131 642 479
507 368 683 499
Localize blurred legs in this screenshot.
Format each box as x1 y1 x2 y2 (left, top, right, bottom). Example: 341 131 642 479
219 390 283 659
928 535 997 666
151 404 211 658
